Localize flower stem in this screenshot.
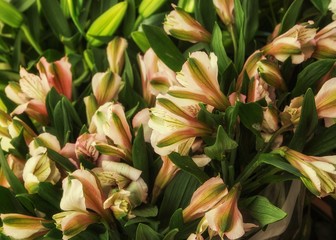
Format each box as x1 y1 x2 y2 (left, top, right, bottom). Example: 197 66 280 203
228 24 238 66
21 24 42 55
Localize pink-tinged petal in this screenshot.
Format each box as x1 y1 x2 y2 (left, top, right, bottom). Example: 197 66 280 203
4 81 28 104
92 71 121 105
1 213 49 240
213 0 234 26
315 78 336 118
84 95 98 126
101 160 142 181
183 177 228 222
11 100 48 124
132 108 152 143
37 57 72 100
107 37 128 74
94 142 131 162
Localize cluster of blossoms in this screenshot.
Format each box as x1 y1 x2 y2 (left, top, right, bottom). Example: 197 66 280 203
2 1 336 240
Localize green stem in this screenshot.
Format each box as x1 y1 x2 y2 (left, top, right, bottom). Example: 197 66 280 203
133 15 144 32
228 24 238 66
21 24 42 55
235 153 261 185
221 156 229 184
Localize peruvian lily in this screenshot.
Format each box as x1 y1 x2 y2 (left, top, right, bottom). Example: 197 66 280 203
280 96 303 127
36 57 72 100
91 70 121 106
183 177 228 222
89 102 132 161
315 77 336 119
329 1 336 20
106 36 128 74
60 169 111 220
1 213 50 239
313 20 336 59
247 74 276 104
53 211 99 240
168 51 230 111
256 60 287 91
275 147 336 197
205 184 245 239
22 146 61 193
148 94 212 155
138 48 177 106
164 5 211 43
262 22 316 64
0 154 25 188
213 0 234 26
75 133 106 163
132 108 152 143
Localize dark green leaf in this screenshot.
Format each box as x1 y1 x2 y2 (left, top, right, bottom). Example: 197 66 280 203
40 0 72 39
241 195 287 227
311 0 331 14
12 0 36 12
289 89 318 151
0 186 26 213
163 229 179 240
237 102 263 136
124 217 159 227
194 0 216 32
37 182 61 211
259 153 303 177
169 208 184 230
46 88 62 125
0 148 26 194
131 31 150 52
168 152 209 183
211 23 232 74
47 148 77 172
9 129 28 159
204 126 238 160
136 224 162 240
224 105 239 137
278 0 304 34
242 0 259 43
132 126 149 184
132 205 158 218
236 28 245 72
234 0 245 34
292 59 335 97
305 124 336 155
143 25 186 72
123 0 136 37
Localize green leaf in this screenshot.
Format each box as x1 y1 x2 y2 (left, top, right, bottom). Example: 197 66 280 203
278 0 304 34
159 172 200 226
305 124 336 155
211 23 232 74
0 0 23 28
132 126 149 184
242 0 259 43
9 129 28 159
169 208 184 230
292 59 335 97
224 105 239 137
0 186 26 213
168 152 209 183
37 182 61 211
143 25 186 72
204 126 238 160
194 0 216 32
46 88 63 126
234 0 245 34
12 0 36 12
237 102 263 136
163 229 179 240
40 0 72 38
86 1 128 46
289 89 318 151
132 205 158 218
131 31 150 52
236 28 245 72
66 0 87 35
47 148 77 172
242 195 287 227
0 148 26 194
311 0 331 14
136 224 162 240
123 0 136 36
259 153 303 177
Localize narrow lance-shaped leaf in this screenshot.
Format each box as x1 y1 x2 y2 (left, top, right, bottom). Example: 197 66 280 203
278 0 304 34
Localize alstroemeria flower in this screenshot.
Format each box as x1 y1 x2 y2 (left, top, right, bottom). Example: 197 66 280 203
261 107 283 148
1 213 50 239
91 71 121 106
168 51 230 111
89 102 132 161
164 5 211 43
329 0 336 20
247 75 275 104
183 177 228 222
213 0 234 26
107 36 128 74
36 57 72 100
205 184 245 239
5 57 72 123
138 48 177 106
148 94 212 155
262 22 316 64
276 146 336 197
28 132 61 155
0 154 25 188
257 60 287 91
75 133 106 163
61 169 111 220
315 77 336 118
313 21 336 59
280 96 303 127
53 211 99 240
22 146 61 193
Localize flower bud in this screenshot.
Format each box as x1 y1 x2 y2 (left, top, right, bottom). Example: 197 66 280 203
138 0 167 18
104 189 132 219
84 94 98 126
1 213 49 239
257 60 287 91
213 0 234 26
164 5 211 43
92 71 121 106
280 96 303 127
75 133 104 162
107 37 128 74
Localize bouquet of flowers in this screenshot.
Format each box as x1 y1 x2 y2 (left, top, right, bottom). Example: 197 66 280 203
1 0 336 239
